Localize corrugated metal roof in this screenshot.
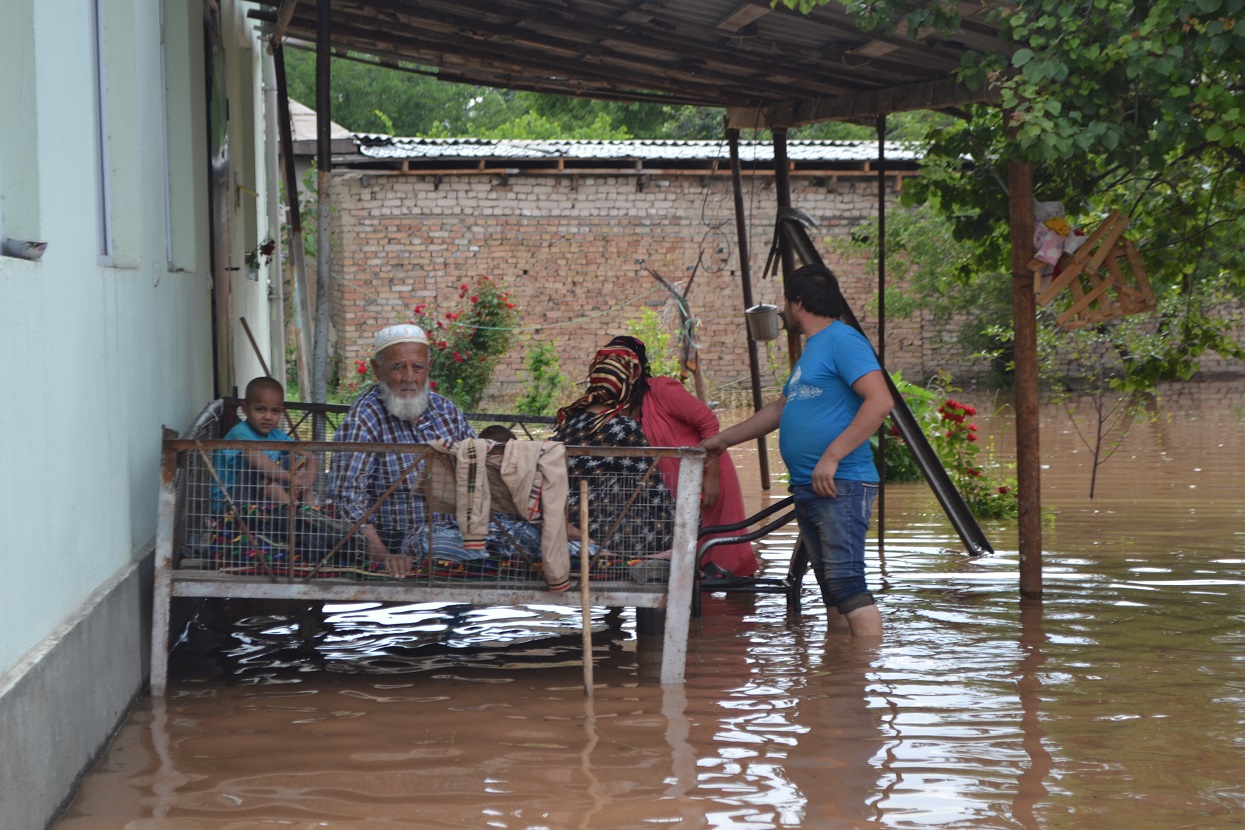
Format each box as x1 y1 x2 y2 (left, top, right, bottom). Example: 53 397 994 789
257 1 1004 122
354 136 921 164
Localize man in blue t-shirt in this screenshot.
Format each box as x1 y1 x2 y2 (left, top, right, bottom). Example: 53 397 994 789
704 264 893 636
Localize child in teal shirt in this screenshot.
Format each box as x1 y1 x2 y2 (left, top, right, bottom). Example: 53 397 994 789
216 376 316 509
212 378 362 569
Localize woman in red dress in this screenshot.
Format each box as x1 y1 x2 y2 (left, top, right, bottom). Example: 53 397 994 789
599 336 758 579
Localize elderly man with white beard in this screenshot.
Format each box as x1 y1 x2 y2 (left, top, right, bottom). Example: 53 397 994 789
331 324 475 577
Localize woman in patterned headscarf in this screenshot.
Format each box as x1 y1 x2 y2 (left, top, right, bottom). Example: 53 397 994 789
593 336 757 580
554 346 675 562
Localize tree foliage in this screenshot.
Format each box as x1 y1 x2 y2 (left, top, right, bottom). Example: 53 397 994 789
282 50 731 140
787 0 1244 386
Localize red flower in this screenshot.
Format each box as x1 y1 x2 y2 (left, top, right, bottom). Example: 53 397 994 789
968 423 978 431
453 351 464 363
355 360 369 375
968 468 983 477
470 295 478 303
429 380 438 390
445 312 460 321
413 303 427 315
967 433 978 442
998 486 1011 494
505 302 515 309
964 406 977 416
437 339 448 350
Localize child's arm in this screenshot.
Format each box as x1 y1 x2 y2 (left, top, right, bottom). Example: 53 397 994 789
290 450 320 502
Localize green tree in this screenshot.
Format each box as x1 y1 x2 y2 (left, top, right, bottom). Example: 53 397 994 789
477 112 631 141
282 50 523 136
787 0 1245 386
282 51 733 140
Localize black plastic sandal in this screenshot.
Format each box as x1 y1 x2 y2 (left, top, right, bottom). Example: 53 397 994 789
699 561 749 588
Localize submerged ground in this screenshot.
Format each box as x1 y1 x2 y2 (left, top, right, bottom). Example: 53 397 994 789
55 382 1245 829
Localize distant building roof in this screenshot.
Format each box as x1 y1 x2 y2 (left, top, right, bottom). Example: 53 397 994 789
348 136 920 171
289 100 356 155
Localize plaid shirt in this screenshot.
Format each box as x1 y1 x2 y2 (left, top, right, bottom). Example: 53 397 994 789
329 386 475 541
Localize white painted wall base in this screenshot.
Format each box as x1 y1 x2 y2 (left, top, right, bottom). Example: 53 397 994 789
0 552 152 830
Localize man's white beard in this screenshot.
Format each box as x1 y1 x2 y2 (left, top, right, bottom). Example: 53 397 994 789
378 381 430 422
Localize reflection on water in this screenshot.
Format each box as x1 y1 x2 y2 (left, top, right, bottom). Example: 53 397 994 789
55 385 1245 829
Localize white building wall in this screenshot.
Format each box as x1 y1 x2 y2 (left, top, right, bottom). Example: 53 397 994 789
0 2 275 826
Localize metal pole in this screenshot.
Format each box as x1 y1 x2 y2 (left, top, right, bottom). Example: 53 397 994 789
580 480 594 695
313 0 332 423
876 115 887 558
1009 162 1043 597
726 127 772 489
772 128 801 366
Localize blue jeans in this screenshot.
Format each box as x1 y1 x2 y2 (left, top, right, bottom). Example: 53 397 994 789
791 480 878 614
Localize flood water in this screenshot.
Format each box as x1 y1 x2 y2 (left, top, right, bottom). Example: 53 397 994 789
55 383 1245 829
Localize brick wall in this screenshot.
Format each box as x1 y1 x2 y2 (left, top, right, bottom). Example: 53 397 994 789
330 168 981 403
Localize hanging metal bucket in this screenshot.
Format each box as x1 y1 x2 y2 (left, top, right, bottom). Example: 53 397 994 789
745 304 785 341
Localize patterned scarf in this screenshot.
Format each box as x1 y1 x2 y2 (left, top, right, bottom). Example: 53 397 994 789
556 350 645 436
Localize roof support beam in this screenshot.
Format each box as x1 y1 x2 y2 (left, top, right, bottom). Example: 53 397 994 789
727 77 998 129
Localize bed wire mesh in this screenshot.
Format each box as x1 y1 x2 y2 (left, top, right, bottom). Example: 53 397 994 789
171 400 685 590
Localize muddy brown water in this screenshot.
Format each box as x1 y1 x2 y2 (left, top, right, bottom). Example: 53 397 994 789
54 386 1245 829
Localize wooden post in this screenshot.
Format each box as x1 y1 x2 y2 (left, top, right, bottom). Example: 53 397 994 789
272 45 313 400
726 127 772 489
262 50 288 388
1009 162 1042 598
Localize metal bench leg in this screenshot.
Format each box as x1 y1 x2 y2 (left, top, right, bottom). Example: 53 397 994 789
151 447 178 696
150 579 170 696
